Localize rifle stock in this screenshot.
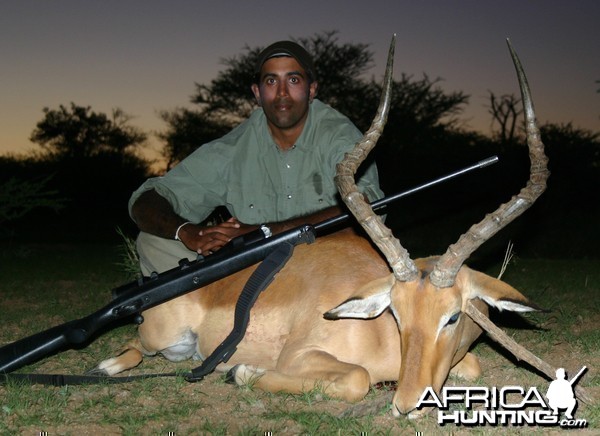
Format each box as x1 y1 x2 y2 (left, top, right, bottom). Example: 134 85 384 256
0 156 498 374
0 225 316 373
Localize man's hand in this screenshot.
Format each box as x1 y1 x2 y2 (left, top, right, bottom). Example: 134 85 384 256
178 217 257 255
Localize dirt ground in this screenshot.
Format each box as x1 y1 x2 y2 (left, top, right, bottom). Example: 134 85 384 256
5 320 598 435
1 249 598 434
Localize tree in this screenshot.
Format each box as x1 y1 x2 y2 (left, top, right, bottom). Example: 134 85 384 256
522 122 600 257
30 103 147 159
158 108 234 171
487 91 523 145
0 175 65 226
540 122 599 173
160 31 468 171
191 31 374 122
381 74 468 141
13 103 153 241
159 31 377 168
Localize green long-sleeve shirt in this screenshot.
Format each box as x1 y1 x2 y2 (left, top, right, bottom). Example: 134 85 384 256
130 99 383 225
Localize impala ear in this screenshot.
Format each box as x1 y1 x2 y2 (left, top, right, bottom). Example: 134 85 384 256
462 267 547 312
324 274 395 320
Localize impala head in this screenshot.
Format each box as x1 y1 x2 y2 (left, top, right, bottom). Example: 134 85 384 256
327 36 549 417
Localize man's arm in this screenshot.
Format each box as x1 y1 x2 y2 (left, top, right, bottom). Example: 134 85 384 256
131 189 188 239
131 189 241 254
131 189 346 255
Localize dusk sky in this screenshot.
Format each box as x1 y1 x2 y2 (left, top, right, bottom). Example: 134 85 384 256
1 1 598 160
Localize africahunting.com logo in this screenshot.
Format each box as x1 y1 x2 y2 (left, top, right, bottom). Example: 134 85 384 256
416 366 589 428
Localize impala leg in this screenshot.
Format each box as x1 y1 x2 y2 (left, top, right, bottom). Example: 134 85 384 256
90 337 148 375
449 352 482 381
92 304 201 376
229 350 371 402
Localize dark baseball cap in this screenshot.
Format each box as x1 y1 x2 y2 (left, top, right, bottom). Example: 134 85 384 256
254 41 316 82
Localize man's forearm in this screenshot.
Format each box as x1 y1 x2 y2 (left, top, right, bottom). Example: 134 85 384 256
131 190 346 243
131 189 188 239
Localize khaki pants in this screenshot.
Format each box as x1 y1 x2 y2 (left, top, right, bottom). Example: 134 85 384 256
136 232 198 276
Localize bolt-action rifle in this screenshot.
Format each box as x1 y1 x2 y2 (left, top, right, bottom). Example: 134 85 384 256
0 156 498 375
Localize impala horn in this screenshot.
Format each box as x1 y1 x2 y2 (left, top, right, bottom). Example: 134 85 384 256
430 39 550 288
335 35 419 282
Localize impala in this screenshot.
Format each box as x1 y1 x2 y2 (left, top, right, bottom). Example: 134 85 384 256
94 37 549 417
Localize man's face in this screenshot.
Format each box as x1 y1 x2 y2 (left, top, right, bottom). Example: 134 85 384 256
251 56 318 136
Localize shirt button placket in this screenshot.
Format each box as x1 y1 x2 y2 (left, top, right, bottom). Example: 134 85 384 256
284 160 293 213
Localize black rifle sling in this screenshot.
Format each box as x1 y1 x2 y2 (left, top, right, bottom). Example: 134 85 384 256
0 241 295 386
0 372 173 386
186 241 295 381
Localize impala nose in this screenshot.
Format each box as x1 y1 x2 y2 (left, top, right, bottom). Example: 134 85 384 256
392 391 433 419
392 401 433 420
392 391 418 417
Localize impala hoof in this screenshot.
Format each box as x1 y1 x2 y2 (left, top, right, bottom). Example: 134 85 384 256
224 365 240 385
224 364 265 386
85 366 109 377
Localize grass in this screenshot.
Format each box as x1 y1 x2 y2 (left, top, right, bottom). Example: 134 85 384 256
0 241 598 434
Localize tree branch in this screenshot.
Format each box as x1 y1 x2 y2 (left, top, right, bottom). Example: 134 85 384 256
465 301 594 404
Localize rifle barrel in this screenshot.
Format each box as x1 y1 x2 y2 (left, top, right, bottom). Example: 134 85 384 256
314 155 499 234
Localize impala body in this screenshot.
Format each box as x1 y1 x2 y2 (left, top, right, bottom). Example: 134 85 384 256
95 38 548 417
97 229 530 416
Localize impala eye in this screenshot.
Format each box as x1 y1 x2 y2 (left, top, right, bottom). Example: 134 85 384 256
446 312 461 326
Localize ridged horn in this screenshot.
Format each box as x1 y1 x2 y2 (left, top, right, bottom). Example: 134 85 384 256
430 39 550 288
335 35 419 282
